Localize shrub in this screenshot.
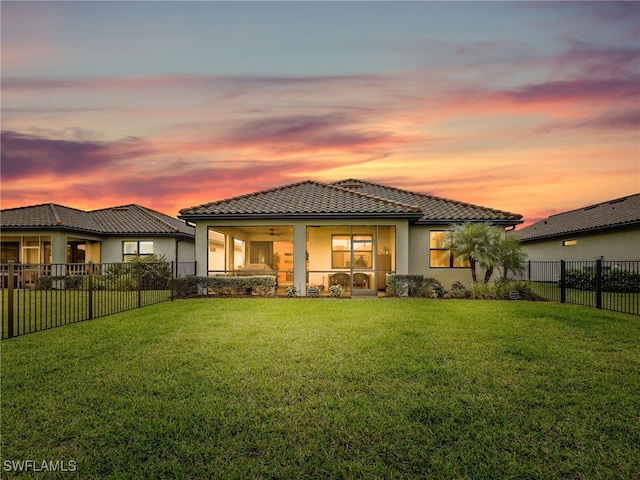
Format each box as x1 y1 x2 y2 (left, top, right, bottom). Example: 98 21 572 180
386 274 424 297
469 282 497 299
286 285 298 297
562 267 640 293
329 284 343 298
171 275 277 298
418 278 446 298
493 279 543 300
37 275 84 290
448 281 471 299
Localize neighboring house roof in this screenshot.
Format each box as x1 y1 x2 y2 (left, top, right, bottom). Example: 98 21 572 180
512 193 640 242
1 203 194 237
179 179 522 225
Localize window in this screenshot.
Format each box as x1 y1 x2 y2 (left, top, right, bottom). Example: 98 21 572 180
563 239 577 246
1 242 19 263
331 234 373 269
123 241 154 262
429 231 470 268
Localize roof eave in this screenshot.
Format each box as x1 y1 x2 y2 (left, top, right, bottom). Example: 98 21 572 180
178 212 424 222
414 218 524 226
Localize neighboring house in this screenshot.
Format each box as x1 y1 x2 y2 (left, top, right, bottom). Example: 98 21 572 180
178 179 523 295
1 203 195 287
511 193 640 261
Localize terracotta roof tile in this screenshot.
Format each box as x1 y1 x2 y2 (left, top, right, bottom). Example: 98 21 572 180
1 203 194 236
512 193 640 241
332 179 523 223
179 180 424 217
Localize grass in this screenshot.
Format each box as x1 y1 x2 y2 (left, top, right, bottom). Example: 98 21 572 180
2 298 639 479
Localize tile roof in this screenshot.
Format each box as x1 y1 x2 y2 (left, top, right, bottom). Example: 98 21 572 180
332 179 523 224
179 179 522 225
1 203 194 237
179 180 425 218
512 193 640 242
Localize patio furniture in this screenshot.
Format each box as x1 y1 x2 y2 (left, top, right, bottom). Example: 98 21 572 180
353 273 369 289
331 273 350 291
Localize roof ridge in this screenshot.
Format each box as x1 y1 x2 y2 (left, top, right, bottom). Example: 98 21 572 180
334 179 522 219
49 204 64 226
1 203 88 213
181 179 424 215
132 204 183 233
329 181 424 212
180 180 318 213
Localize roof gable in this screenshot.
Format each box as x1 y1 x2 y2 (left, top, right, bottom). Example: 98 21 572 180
512 193 640 241
179 180 424 218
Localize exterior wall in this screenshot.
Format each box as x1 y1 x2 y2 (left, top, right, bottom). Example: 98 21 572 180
408 224 503 288
521 227 640 262
100 236 190 263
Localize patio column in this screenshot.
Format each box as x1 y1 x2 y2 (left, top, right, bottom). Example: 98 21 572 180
395 221 410 275
293 222 307 296
195 224 208 276
50 232 67 265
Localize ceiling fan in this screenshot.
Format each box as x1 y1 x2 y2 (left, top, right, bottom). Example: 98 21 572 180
269 228 284 236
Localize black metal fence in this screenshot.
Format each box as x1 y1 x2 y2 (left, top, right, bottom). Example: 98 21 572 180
517 260 640 316
1 261 196 339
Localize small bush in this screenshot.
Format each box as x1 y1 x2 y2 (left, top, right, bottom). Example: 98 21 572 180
286 285 298 297
172 275 277 298
329 284 343 298
418 278 446 298
448 281 471 299
563 268 640 293
37 275 84 290
386 275 424 297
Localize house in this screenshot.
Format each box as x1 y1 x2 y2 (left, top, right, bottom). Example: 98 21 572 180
511 193 640 261
178 179 523 295
1 203 195 287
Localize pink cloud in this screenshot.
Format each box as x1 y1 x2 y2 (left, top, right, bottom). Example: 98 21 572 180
0 131 153 180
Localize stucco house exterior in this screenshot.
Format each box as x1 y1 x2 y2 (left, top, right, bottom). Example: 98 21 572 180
511 193 640 261
178 179 523 296
1 203 195 287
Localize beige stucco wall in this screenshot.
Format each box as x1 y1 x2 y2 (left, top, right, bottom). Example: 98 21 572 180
521 227 640 262
101 236 193 263
408 224 504 288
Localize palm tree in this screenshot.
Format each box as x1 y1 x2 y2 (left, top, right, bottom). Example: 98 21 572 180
497 235 528 279
441 222 502 283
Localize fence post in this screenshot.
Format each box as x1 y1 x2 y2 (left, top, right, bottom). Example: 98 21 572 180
170 261 175 301
560 260 566 304
137 261 142 309
88 263 94 320
595 259 602 309
7 262 15 338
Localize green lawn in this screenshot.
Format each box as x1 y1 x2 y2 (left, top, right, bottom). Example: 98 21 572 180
2 299 639 479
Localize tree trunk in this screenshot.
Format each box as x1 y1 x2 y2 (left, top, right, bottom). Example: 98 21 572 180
483 266 494 284
470 259 477 283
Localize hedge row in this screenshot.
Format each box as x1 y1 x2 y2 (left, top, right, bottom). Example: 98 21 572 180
172 275 277 297
564 268 640 293
386 274 543 300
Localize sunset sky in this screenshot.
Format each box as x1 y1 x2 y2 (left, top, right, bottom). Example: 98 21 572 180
2 1 638 228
